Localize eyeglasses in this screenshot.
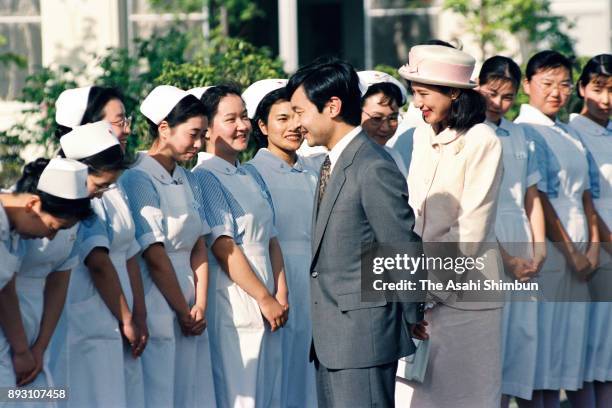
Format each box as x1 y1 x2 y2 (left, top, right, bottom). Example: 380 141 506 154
362 110 400 127
534 79 574 96
110 115 132 129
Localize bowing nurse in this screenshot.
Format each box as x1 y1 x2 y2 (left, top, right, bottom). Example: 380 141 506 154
0 159 91 391
53 86 147 407
50 122 139 408
120 85 213 408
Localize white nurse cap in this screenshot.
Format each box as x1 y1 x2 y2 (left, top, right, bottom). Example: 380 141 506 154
140 85 190 125
187 86 213 100
357 70 409 105
242 79 288 119
60 121 119 160
37 158 89 200
55 86 92 128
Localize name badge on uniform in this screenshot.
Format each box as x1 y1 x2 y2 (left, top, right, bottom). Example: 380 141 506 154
514 151 528 160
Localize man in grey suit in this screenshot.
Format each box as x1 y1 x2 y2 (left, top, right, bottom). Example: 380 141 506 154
287 58 423 407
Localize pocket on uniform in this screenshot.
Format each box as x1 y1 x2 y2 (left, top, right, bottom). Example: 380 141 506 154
336 292 387 312
67 295 120 341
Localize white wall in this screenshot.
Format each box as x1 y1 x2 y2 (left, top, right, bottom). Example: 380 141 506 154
40 0 125 80
550 0 611 56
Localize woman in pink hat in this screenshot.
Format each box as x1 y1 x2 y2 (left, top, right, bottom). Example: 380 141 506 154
398 44 504 407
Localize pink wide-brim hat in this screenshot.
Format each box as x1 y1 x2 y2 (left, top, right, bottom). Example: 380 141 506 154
398 45 477 89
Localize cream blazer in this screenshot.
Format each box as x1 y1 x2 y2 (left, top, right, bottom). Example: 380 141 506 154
408 123 504 309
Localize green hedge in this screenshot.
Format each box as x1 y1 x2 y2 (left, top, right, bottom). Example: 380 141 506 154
0 29 285 187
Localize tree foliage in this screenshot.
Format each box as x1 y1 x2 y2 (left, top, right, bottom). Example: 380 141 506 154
148 0 264 36
443 0 575 59
0 26 285 186
0 34 27 68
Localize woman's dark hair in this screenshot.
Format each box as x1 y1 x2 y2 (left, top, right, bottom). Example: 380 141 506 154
81 86 125 125
55 124 73 140
525 50 573 81
435 87 486 132
361 82 403 108
576 54 612 99
199 84 243 123
286 56 362 126
252 87 288 148
58 144 126 175
146 94 207 140
479 56 522 90
54 86 125 140
14 158 93 220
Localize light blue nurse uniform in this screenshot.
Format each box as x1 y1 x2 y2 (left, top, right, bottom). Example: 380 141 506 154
516 104 598 391
246 148 320 408
570 114 612 383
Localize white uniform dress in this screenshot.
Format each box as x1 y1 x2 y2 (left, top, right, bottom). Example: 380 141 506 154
515 103 596 391
92 187 145 407
120 153 215 408
8 228 77 408
0 202 26 388
569 114 612 382
486 119 542 400
246 149 320 408
191 152 282 408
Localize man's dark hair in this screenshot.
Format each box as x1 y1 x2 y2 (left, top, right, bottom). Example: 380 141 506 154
286 57 362 126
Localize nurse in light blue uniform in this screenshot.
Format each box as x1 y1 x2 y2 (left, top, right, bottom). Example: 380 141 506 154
50 122 141 408
121 85 214 408
570 53 612 407
0 158 92 397
358 70 409 177
51 86 147 408
190 84 289 408
477 56 547 406
243 79 320 408
515 50 600 407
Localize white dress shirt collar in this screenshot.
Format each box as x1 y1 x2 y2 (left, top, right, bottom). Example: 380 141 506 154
518 104 557 127
328 126 362 174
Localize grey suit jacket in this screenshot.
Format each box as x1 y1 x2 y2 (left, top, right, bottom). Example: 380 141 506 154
310 131 421 370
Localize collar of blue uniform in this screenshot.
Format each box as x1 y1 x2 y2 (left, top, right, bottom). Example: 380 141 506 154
196 151 246 175
570 113 612 137
485 118 512 137
136 152 186 185
253 148 305 174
